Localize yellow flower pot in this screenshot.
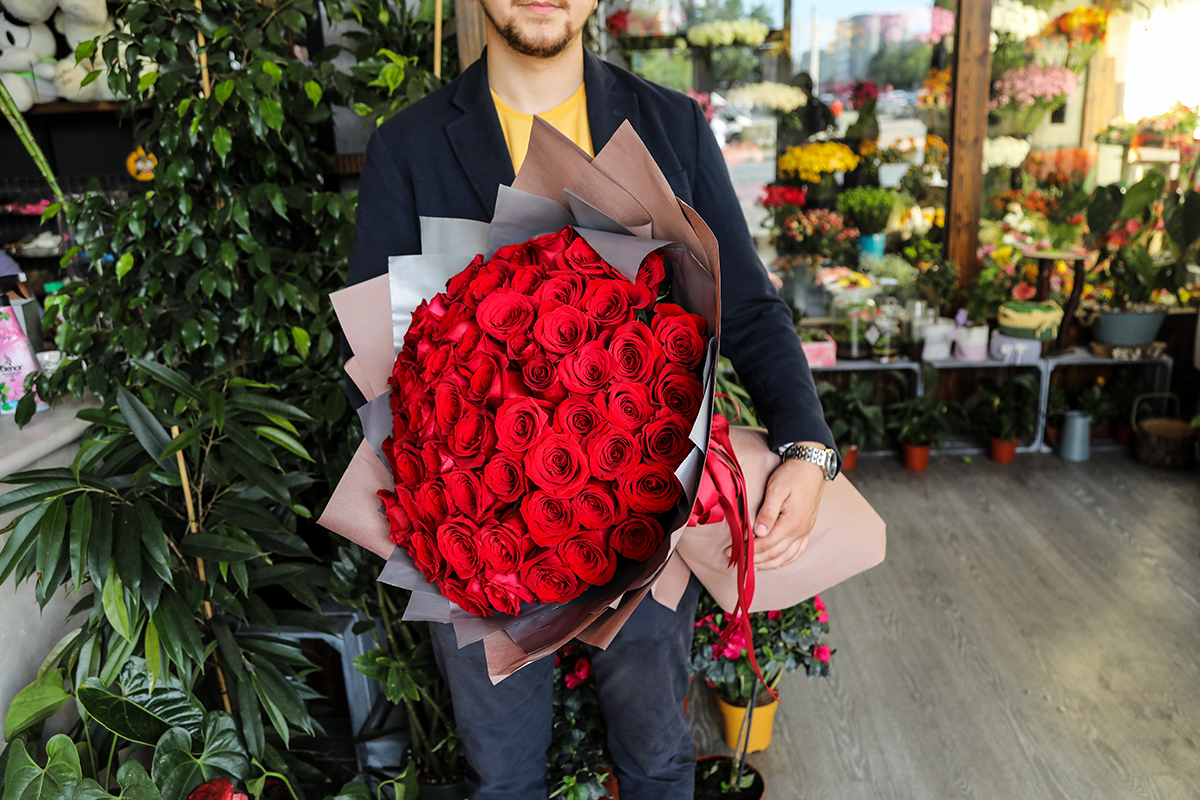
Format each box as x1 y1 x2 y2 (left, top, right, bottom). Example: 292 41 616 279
715 695 778 753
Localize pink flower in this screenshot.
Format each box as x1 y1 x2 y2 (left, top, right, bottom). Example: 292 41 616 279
767 610 782 620
817 611 829 623
814 645 832 663
563 656 592 688
1012 282 1036 301
813 594 826 612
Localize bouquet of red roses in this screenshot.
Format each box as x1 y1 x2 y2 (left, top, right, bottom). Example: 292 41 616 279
379 225 709 617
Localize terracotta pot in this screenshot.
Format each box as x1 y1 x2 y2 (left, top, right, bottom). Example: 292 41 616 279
601 766 619 799
1044 425 1060 447
1115 424 1133 445
694 755 764 800
840 444 859 471
715 695 778 754
902 442 931 471
990 437 1018 464
1090 420 1113 441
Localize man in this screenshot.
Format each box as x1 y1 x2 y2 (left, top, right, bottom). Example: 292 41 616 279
346 0 839 796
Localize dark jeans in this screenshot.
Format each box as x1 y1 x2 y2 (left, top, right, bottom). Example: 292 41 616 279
430 575 703 800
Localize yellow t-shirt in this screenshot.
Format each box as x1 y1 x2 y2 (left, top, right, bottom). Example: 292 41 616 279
491 83 593 174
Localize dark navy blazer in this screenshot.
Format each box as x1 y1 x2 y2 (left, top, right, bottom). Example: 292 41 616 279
346 49 834 454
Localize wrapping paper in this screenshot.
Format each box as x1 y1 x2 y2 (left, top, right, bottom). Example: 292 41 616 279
321 119 722 681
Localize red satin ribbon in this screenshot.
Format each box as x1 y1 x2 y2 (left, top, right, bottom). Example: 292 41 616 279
688 413 777 701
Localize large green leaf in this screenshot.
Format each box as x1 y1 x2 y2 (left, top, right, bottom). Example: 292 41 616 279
69 495 93 591
226 394 313 422
0 502 50 585
116 387 171 464
134 501 173 584
34 499 68 592
0 482 82 517
178 533 260 563
3 736 82 800
1118 172 1166 221
152 591 205 670
4 670 71 741
151 714 250 800
77 659 202 745
115 762 162 800
1162 189 1200 255
132 360 206 404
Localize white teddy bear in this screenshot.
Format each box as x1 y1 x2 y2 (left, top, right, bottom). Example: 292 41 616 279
52 9 124 102
2 0 107 26
0 12 59 112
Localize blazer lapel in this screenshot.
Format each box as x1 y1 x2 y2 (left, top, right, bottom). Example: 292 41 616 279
446 53 516 217
584 50 638 153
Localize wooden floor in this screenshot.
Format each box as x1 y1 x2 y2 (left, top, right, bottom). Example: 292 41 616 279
689 451 1200 799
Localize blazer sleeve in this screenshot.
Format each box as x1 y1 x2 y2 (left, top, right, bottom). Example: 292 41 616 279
685 101 835 454
342 129 421 407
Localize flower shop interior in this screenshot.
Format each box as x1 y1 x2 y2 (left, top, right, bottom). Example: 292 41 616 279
0 0 1198 799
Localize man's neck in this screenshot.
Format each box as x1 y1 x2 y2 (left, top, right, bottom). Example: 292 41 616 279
485 37 586 116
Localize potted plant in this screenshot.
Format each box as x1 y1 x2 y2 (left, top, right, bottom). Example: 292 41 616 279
964 373 1040 463
773 208 860 273
816 374 887 470
1077 376 1118 440
1045 387 1069 446
776 141 861 207
837 186 895 262
547 643 616 800
797 327 837 368
689 592 832 754
886 370 962 470
694 754 764 800
989 64 1077 136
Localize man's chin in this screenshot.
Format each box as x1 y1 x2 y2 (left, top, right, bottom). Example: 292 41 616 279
499 24 576 58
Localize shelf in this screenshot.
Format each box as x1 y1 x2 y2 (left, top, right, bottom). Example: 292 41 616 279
26 101 127 116
810 356 921 373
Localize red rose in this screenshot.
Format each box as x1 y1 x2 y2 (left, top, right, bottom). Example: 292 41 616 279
510 265 545 296
572 482 624 529
477 292 536 343
586 426 640 480
433 381 464 436
528 227 577 269
521 490 579 547
463 353 506 406
443 469 494 519
652 304 707 370
654 367 704 420
447 407 497 467
520 549 584 604
389 442 424 488
521 352 567 403
454 324 487 362
608 321 664 384
422 343 455 384
617 463 682 514
477 518 530 573
636 250 666 289
554 397 605 439
605 382 655 430
441 574 491 616
465 268 509 309
533 302 593 356
559 340 618 395
507 332 541 364
491 241 537 267
535 271 588 307
407 529 447 584
524 432 590 498
558 529 617 586
436 516 481 579
482 452 529 503
581 280 650 330
445 254 484 300
380 490 414 546
495 397 552 453
643 412 692 466
413 479 449 527
561 238 617 278
610 514 665 561
420 440 454 474
482 569 536 615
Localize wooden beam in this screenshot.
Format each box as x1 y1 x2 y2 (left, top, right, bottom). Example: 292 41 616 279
945 0 993 288
456 0 487 71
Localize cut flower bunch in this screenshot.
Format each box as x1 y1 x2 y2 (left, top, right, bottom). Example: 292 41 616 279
778 142 861 183
380 227 707 616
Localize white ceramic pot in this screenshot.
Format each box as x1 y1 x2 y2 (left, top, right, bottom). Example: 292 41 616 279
953 325 989 362
918 318 956 360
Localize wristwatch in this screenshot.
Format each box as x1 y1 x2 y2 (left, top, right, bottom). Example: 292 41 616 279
778 443 840 481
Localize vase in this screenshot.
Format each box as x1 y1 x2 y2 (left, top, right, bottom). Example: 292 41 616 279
902 442 930 471
831 291 876 360
1092 310 1167 347
990 437 1018 464
918 318 956 361
857 232 886 263
1059 410 1091 462
694 756 764 800
841 444 859 471
715 695 778 753
952 325 989 362
418 781 470 800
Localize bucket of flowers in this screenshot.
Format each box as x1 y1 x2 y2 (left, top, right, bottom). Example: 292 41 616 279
990 64 1077 137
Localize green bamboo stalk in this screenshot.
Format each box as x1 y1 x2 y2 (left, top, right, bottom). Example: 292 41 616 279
0 80 65 203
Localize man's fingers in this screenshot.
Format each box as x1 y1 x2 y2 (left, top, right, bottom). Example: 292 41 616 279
756 533 810 570
753 483 784 538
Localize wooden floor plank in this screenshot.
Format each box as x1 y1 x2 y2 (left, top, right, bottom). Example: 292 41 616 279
689 452 1200 799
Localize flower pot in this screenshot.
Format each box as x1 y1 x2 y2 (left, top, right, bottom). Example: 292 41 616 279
1090 420 1112 442
952 325 989 362
919 318 956 361
1059 410 1091 462
418 781 470 800
1044 425 1060 447
602 766 619 799
840 444 859 472
902 442 931 471
990 437 1018 464
857 232 887 263
694 755 764 800
715 695 778 754
1092 310 1167 347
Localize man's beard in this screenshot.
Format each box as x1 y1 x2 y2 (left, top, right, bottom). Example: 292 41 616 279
482 2 580 58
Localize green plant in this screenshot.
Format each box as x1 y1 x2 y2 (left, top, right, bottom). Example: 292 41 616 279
1046 386 1069 426
689 592 832 704
885 369 962 448
1076 377 1117 425
714 357 761 427
862 254 918 297
836 187 895 235
547 644 613 800
816 374 887 452
964 373 1039 442
1084 174 1181 309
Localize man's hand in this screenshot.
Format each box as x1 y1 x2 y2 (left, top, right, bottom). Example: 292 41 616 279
733 452 827 570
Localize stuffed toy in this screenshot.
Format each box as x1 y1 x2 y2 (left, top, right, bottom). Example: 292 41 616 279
0 11 58 111
1 0 107 26
53 12 156 103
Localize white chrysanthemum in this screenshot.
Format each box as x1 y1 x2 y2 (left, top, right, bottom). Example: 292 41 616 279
991 0 1049 44
687 19 769 47
726 82 808 112
982 136 1032 172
